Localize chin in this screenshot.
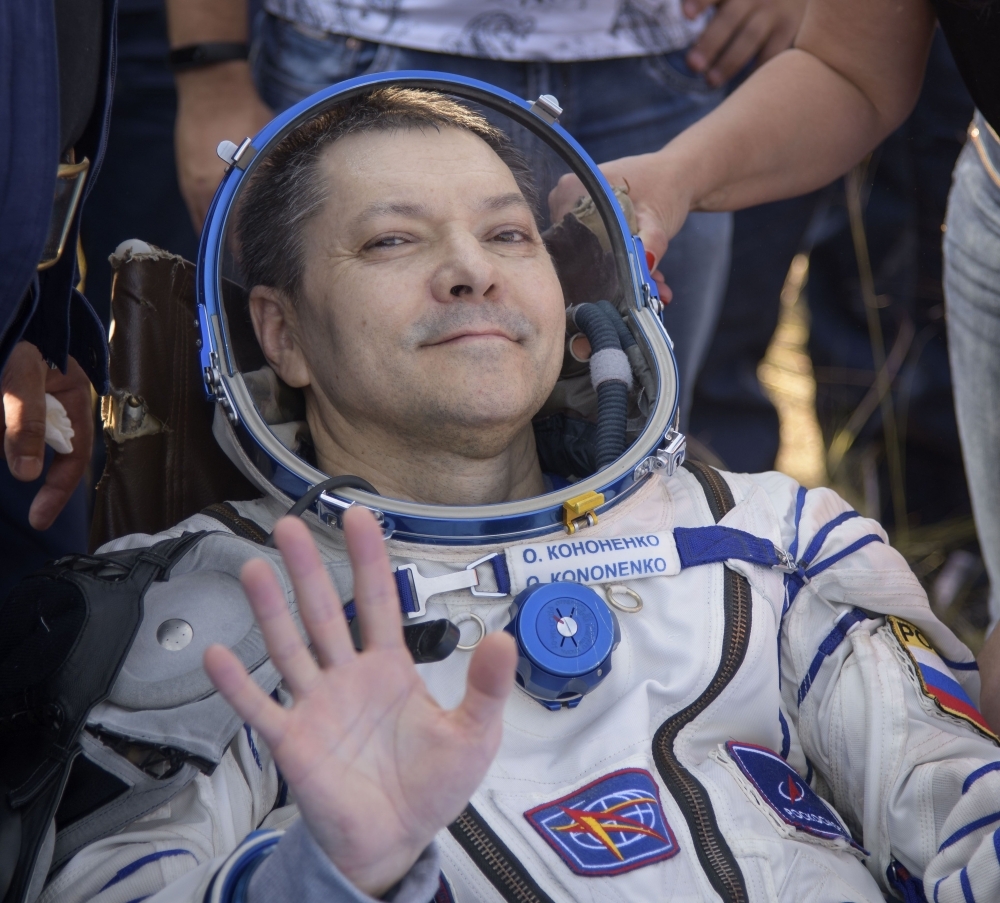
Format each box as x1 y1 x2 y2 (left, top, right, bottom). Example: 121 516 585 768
413 391 542 456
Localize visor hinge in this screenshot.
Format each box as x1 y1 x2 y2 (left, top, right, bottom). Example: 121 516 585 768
217 137 258 171
641 282 663 316
203 355 238 424
633 429 687 482
529 94 563 124
563 490 604 534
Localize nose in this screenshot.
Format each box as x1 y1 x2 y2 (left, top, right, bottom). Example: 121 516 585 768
430 228 499 304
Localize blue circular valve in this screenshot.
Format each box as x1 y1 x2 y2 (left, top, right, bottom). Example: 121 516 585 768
504 582 621 711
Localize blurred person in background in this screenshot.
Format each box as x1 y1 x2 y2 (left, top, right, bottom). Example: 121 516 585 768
0 0 116 597
80 0 201 333
164 0 806 429
549 0 1000 724
689 32 980 618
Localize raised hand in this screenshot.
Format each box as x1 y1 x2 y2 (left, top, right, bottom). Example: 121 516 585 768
204 509 517 897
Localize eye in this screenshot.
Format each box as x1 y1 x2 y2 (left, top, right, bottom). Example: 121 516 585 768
491 228 531 244
365 235 408 250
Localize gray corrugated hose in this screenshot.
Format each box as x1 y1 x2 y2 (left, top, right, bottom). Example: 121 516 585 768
573 303 633 468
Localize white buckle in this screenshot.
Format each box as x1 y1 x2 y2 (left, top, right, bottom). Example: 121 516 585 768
398 554 506 618
467 554 507 598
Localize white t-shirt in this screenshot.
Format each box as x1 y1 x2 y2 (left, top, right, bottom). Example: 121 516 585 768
262 0 709 61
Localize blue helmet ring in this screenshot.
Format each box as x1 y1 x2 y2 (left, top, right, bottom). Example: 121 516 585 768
196 71 685 545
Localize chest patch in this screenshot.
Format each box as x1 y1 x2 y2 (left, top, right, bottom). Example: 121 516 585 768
726 742 867 854
887 616 997 742
523 768 678 876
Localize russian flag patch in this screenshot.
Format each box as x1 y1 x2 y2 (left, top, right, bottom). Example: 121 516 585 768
888 616 998 742
524 769 679 876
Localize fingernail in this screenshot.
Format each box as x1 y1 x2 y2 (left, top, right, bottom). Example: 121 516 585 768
683 1 698 16
11 455 41 480
687 51 705 71
645 250 656 270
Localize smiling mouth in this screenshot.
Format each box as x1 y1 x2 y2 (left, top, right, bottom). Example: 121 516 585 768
427 329 518 346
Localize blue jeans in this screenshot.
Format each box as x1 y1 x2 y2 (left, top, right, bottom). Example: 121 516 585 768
944 111 1000 624
251 13 732 429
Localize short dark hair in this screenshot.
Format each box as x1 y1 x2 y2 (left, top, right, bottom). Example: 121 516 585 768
234 87 537 301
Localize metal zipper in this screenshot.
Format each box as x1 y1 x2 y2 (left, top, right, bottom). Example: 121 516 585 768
649 461 751 902
448 461 750 903
448 805 555 903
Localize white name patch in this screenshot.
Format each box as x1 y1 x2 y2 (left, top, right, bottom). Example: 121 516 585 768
505 532 680 594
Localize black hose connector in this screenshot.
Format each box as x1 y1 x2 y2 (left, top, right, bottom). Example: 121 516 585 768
574 303 631 469
266 474 380 546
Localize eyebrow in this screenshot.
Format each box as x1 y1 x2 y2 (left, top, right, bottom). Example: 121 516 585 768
352 192 531 225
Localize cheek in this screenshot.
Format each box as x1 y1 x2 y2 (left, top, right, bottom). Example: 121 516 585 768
533 270 568 372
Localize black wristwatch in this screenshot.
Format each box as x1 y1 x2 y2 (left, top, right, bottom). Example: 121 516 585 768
168 42 250 73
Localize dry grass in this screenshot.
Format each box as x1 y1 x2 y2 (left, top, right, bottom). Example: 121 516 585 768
757 254 828 489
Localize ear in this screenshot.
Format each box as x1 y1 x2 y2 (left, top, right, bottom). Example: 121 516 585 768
248 286 311 389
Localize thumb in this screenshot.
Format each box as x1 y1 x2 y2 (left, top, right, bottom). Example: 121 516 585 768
635 206 670 270
2 342 49 482
457 631 516 734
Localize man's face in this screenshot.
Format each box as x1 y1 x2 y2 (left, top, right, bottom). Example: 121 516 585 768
255 126 566 464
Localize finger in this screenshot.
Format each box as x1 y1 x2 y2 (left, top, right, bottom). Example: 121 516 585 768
547 173 587 223
204 643 290 749
455 632 517 733
682 0 718 18
271 517 356 666
241 556 321 694
2 342 48 482
758 19 798 64
687 0 753 73
634 207 670 266
652 271 673 305
343 506 404 651
29 358 94 530
706 10 772 85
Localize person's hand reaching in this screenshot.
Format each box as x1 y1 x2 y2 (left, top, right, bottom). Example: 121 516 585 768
1 341 95 530
683 0 806 88
204 509 517 897
549 152 690 302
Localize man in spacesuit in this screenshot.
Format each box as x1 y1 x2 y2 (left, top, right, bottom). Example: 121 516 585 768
14 84 1000 903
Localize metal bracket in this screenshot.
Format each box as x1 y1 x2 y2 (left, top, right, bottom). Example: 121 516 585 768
633 429 687 482
641 282 663 316
529 94 563 124
315 492 389 537
203 352 238 424
216 137 258 170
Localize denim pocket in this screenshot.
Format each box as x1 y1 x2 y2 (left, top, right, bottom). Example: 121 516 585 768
641 49 717 96
253 13 384 112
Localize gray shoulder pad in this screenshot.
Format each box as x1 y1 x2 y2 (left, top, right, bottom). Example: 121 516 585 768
88 532 295 766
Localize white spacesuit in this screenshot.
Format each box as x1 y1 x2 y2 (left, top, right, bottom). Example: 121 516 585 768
35 462 1000 903
10 74 1000 903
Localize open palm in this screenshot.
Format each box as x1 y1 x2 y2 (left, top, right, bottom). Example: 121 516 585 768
204 509 516 897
